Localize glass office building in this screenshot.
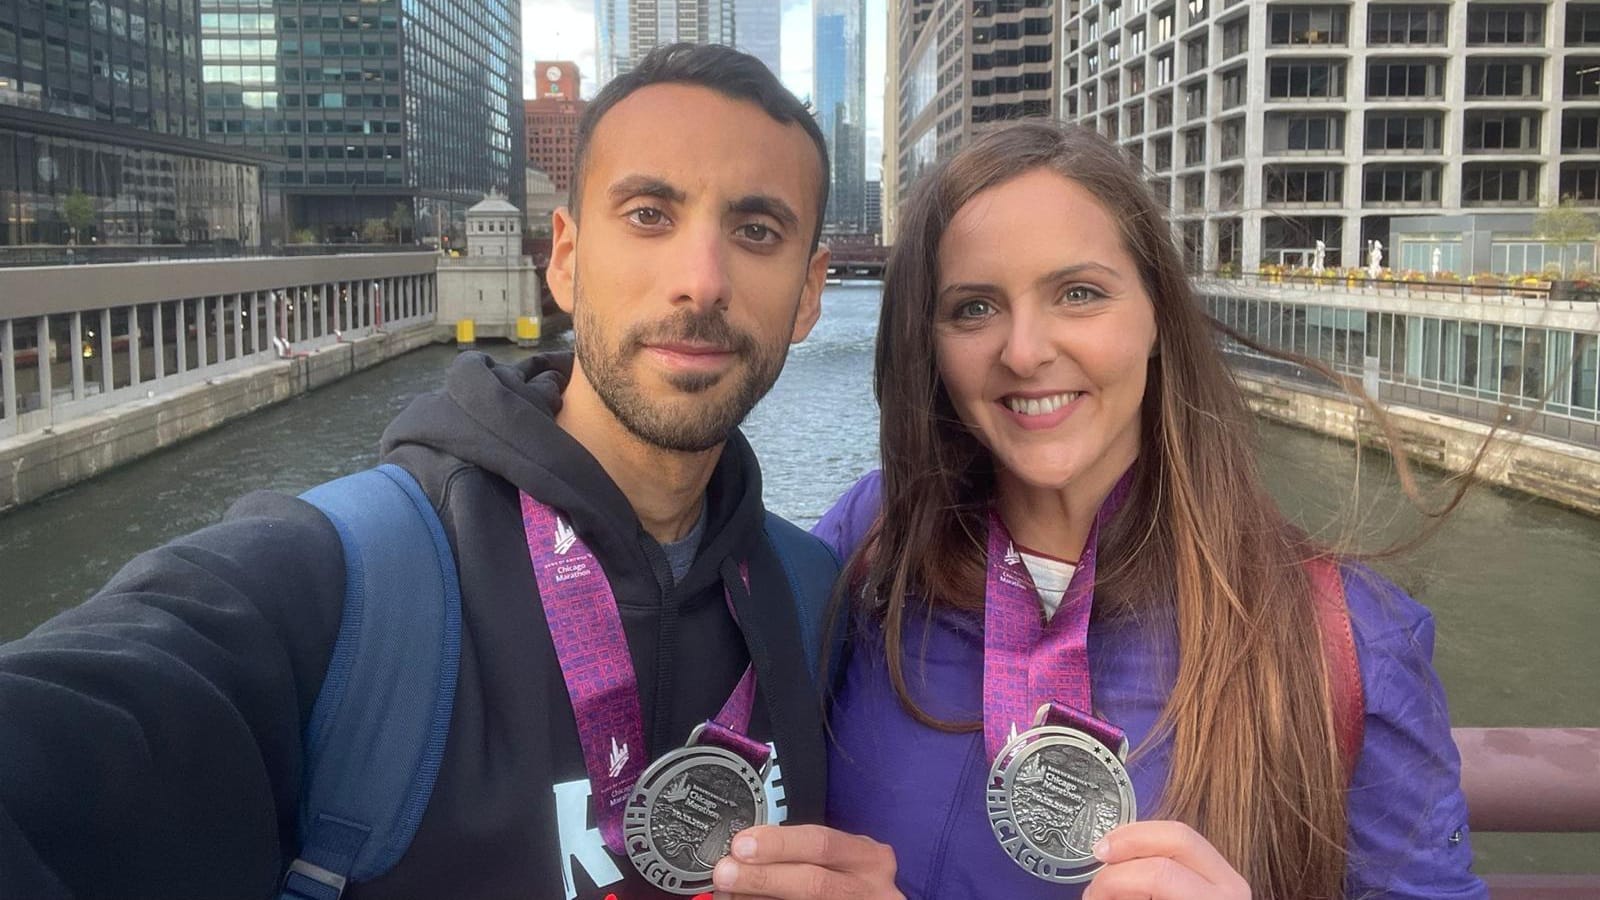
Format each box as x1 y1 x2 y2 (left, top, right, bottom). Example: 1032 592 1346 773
0 0 267 247
815 0 865 232
201 0 521 243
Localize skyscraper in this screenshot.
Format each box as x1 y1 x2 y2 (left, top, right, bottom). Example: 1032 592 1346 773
599 0 734 85
815 0 865 233
735 0 782 78
1 0 268 247
888 0 1055 217
199 0 522 244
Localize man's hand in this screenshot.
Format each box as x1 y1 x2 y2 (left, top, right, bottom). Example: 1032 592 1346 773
1084 821 1251 900
709 824 903 900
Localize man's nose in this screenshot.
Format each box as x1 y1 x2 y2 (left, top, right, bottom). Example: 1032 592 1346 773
667 221 732 313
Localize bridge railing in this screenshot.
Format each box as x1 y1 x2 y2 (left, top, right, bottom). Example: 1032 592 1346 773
0 253 439 441
1457 728 1600 897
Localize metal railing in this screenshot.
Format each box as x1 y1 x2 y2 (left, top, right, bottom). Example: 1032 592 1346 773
0 254 439 440
0 242 431 269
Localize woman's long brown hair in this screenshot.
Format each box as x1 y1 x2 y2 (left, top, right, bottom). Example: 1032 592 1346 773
858 122 1351 898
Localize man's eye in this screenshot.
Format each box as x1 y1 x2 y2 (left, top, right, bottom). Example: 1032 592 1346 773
739 223 776 243
628 208 665 226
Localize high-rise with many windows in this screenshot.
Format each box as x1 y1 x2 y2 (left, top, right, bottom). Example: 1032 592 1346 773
890 0 1056 208
734 0 781 77
0 0 268 247
596 0 733 86
200 0 521 244
817 0 866 231
1060 0 1600 273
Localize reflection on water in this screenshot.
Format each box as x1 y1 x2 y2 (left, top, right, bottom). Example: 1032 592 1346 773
0 282 1594 871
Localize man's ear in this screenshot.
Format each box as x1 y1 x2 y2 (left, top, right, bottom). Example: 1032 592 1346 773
548 206 578 314
791 243 830 344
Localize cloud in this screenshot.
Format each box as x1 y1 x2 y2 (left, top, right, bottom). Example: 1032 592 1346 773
523 0 599 98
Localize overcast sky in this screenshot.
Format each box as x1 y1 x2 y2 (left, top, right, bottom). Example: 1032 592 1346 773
521 0 886 178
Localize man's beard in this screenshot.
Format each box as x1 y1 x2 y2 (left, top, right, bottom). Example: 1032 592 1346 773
571 278 793 453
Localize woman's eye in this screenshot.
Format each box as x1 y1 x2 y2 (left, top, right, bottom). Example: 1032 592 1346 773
1063 285 1104 303
954 299 994 319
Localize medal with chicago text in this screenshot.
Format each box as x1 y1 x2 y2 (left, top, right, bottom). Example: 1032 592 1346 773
521 494 769 895
983 476 1137 884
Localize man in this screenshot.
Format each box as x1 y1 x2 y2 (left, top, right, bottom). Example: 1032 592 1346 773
0 45 894 899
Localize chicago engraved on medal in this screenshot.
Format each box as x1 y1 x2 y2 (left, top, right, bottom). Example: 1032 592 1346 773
625 744 769 895
987 726 1136 884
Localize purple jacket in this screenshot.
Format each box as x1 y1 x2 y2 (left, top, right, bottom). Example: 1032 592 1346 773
814 471 1487 900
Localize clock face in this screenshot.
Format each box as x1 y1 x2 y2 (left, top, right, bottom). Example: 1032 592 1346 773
545 66 562 82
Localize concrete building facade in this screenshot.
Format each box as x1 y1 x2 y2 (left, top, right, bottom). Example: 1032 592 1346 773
1058 0 1600 273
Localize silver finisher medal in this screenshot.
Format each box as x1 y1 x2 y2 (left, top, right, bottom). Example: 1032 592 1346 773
625 724 771 895
986 708 1136 884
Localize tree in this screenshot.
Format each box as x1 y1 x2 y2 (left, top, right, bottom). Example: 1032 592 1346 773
388 202 415 244
290 228 318 245
361 217 392 243
62 189 95 245
1534 197 1599 278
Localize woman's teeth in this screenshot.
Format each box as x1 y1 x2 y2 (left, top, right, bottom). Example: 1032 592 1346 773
1004 392 1080 416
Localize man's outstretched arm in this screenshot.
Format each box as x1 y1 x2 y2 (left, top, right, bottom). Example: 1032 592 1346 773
0 492 344 898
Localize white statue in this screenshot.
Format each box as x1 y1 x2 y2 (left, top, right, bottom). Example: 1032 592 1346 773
1430 246 1442 276
1313 239 1326 274
1367 240 1384 279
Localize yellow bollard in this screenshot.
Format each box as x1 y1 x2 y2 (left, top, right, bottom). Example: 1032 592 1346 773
455 319 476 349
515 316 540 347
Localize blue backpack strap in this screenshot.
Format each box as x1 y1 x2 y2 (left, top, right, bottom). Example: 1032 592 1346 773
284 464 462 900
763 511 844 687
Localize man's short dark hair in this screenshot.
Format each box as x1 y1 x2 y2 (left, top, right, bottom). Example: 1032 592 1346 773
570 43 831 252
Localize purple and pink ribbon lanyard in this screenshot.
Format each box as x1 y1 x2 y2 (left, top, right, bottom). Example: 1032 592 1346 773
520 492 768 855
982 474 1132 761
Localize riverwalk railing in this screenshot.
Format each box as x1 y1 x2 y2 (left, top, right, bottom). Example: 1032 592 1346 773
0 253 438 440
1196 277 1600 450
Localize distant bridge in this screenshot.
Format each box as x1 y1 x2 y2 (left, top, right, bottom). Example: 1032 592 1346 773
826 240 888 279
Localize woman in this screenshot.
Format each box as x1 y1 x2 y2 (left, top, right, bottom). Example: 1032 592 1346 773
806 123 1486 899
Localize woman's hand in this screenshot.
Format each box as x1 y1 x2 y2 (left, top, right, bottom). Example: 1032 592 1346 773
1085 821 1251 900
710 824 903 900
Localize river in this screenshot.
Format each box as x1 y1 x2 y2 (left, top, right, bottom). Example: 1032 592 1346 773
1 282 1594 873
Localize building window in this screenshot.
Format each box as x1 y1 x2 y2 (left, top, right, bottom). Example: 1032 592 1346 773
1265 166 1344 204
1268 7 1348 46
1128 63 1146 95
1267 112 1345 153
1267 60 1345 99
1218 168 1243 209
1466 5 1544 45
1362 164 1441 205
1155 53 1173 85
1185 82 1206 118
1182 173 1205 213
1221 18 1248 58
1219 118 1245 159
1465 60 1543 99
1127 101 1145 136
1464 111 1542 152
1185 36 1206 70
1157 12 1174 42
1365 112 1443 152
1219 67 1246 109
1155 91 1174 126
1184 127 1206 165
1461 164 1540 205
1566 5 1600 44
1367 61 1445 99
1565 59 1600 98
1153 135 1174 170
1367 5 1447 46
1564 110 1600 151
1561 163 1600 203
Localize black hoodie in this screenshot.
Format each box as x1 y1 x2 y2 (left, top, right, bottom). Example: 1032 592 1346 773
0 351 828 899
